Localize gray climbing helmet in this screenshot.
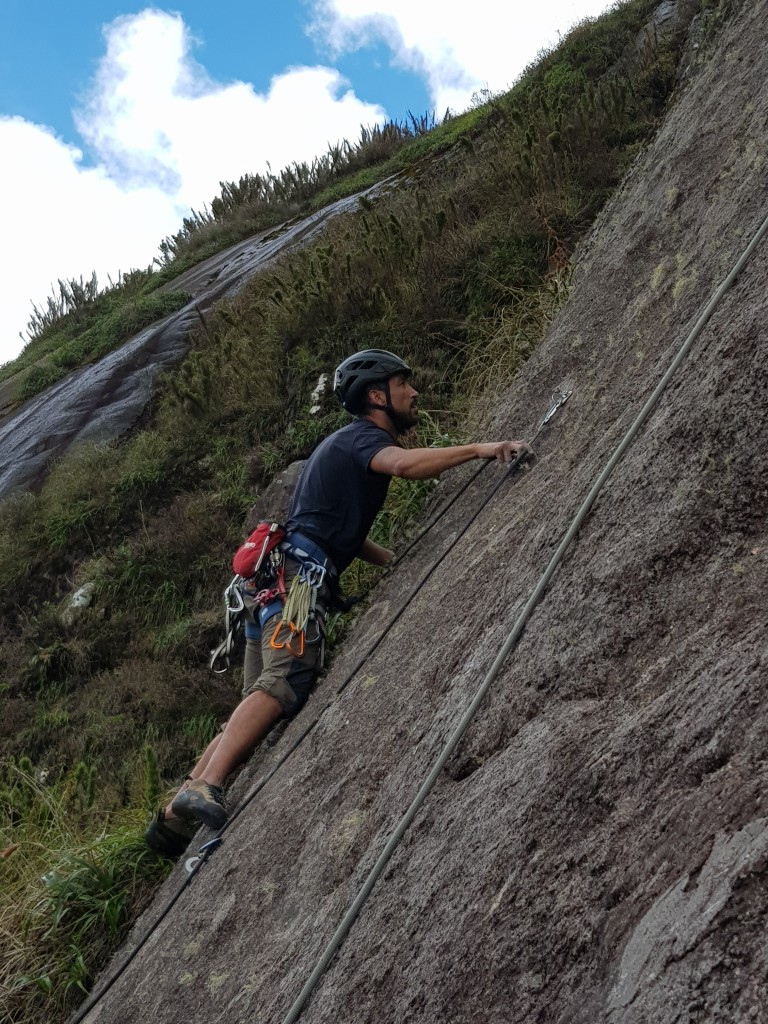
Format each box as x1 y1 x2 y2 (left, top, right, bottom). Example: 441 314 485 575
333 349 411 413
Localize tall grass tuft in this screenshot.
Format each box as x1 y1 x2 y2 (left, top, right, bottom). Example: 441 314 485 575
0 761 169 1024
155 114 438 269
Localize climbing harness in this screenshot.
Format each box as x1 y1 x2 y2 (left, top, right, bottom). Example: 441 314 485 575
210 521 287 673
211 525 334 677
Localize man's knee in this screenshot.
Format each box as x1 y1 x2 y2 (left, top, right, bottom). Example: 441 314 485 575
242 685 284 720
244 676 297 716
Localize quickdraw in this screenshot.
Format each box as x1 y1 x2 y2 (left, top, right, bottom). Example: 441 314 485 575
538 385 573 430
269 618 305 657
184 836 223 875
209 576 246 674
273 558 327 658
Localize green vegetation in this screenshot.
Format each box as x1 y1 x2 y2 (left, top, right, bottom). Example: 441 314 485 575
1 758 169 1024
0 2 700 1020
4 267 190 404
153 113 439 274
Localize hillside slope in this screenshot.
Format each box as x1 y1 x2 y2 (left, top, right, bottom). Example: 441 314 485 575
79 1 767 1021
0 187 385 499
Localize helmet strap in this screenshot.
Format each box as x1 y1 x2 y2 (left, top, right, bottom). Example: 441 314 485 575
365 379 409 435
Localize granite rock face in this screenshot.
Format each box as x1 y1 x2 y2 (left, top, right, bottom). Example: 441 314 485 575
81 3 768 1022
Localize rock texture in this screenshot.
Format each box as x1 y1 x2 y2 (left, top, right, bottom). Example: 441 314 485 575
81 3 768 1022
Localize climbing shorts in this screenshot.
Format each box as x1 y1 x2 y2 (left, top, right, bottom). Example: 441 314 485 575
241 557 328 717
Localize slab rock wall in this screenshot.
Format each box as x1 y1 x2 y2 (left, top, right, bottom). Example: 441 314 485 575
83 2 768 1021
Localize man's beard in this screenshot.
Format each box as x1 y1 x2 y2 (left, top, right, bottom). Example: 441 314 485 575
391 405 418 435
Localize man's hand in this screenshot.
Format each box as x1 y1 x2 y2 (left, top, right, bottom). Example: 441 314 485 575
474 440 532 463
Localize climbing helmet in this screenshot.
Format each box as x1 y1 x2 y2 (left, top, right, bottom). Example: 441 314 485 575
333 349 411 413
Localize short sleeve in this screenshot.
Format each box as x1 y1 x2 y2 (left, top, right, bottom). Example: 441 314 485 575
352 422 396 471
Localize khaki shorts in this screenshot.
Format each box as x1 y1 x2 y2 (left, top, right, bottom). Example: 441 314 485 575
241 557 328 716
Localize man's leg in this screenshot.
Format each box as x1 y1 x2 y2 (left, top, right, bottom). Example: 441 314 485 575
159 635 265 820
195 689 283 787
170 690 284 829
171 611 318 827
145 732 228 856
146 636 267 855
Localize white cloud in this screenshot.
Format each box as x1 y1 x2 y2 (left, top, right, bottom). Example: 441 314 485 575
0 115 181 365
75 11 386 208
310 0 615 114
0 9 386 365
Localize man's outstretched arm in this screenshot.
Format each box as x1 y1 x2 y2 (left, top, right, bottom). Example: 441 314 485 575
370 440 531 480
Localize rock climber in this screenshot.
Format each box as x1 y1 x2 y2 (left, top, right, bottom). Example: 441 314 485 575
146 348 531 855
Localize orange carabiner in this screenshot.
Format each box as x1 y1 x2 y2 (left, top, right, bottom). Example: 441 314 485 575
269 619 305 657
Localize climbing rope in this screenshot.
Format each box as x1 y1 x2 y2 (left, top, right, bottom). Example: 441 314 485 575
279 210 768 1024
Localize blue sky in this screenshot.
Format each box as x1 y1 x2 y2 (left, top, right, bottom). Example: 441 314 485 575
0 0 613 363
1 0 430 160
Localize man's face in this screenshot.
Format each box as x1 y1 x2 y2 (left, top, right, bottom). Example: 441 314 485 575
373 372 419 430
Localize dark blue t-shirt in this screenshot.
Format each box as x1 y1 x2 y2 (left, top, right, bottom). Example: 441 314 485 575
285 418 395 574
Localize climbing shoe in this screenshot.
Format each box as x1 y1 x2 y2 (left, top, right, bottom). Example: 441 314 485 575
145 809 198 858
171 779 227 830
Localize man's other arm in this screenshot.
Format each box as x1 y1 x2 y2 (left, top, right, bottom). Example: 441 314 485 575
358 537 395 565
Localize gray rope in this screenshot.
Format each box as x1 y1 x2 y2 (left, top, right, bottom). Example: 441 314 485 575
280 210 768 1024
